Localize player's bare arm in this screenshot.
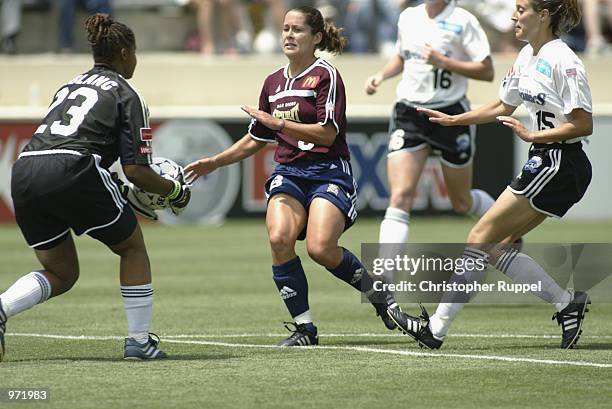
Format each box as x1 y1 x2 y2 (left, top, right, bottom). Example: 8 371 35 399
184 134 265 183
423 44 494 82
241 105 337 147
418 99 517 126
365 54 404 95
497 108 593 143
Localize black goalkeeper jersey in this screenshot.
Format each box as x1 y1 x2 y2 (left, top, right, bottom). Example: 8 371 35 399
22 64 152 169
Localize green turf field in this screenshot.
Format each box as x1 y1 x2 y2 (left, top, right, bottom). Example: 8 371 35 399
1 217 611 409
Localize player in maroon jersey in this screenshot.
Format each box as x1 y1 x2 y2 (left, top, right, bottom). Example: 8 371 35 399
186 6 401 346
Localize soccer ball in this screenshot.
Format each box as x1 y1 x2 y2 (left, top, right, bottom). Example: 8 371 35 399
132 157 184 210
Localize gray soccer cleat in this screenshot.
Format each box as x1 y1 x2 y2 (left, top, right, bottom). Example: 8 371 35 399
124 333 168 360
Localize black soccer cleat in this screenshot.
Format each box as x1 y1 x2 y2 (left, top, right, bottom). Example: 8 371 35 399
414 322 444 350
552 291 591 349
0 300 6 361
373 302 399 330
387 303 444 350
278 322 319 347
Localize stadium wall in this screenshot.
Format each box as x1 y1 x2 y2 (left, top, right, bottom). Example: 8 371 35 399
1 54 610 222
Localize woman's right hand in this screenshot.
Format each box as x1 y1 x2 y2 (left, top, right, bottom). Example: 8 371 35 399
416 107 456 126
184 157 218 184
365 73 383 95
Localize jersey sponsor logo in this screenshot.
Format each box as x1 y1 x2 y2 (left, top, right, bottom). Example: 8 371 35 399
518 89 547 106
535 59 552 78
140 128 153 141
565 68 577 77
139 145 153 155
437 20 463 34
523 156 543 173
273 105 301 122
301 76 320 89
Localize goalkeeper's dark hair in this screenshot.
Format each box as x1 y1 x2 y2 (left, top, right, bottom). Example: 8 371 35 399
85 13 135 63
530 0 581 36
291 6 347 55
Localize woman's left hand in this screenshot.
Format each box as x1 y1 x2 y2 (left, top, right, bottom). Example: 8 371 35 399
497 116 535 142
242 106 283 131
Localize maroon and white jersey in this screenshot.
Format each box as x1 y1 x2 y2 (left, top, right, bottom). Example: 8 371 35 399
248 58 349 164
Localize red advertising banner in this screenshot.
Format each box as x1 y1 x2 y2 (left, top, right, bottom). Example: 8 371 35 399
0 123 39 221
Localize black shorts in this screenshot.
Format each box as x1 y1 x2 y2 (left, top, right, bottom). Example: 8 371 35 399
509 143 591 218
387 100 475 167
11 150 137 250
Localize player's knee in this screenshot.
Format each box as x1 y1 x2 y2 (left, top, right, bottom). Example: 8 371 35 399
110 235 147 258
45 267 79 296
268 231 295 256
389 187 416 211
62 269 79 291
307 242 335 267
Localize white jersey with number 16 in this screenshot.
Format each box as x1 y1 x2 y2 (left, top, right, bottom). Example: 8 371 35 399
395 2 490 108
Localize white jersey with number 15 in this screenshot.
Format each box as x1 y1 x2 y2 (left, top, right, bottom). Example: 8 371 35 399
499 39 592 143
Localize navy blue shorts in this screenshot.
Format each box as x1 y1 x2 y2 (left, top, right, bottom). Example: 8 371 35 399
265 158 357 240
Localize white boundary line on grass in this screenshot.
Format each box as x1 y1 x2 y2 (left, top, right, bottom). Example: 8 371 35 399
11 332 612 369
156 333 612 340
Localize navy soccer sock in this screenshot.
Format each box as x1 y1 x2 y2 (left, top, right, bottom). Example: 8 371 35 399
272 256 311 321
327 248 396 306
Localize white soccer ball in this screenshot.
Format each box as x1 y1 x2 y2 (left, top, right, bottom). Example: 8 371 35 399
133 157 184 210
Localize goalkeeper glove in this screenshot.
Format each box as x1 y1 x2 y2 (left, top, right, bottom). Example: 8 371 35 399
166 178 191 216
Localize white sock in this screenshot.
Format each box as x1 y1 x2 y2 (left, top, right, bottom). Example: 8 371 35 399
379 207 410 243
430 247 490 338
468 189 495 217
496 249 573 311
0 272 52 317
430 303 464 338
121 284 154 344
294 310 312 325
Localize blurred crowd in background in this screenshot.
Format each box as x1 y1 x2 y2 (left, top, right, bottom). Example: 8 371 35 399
1 0 611 55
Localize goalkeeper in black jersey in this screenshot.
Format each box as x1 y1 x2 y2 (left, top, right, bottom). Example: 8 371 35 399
0 14 190 361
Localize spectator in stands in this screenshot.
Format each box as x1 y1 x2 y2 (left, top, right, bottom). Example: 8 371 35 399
583 0 612 54
342 0 402 53
250 0 288 54
462 0 518 53
1 0 21 54
187 0 250 56
58 0 112 53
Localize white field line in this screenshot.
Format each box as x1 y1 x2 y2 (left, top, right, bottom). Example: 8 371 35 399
153 333 612 340
10 332 612 369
